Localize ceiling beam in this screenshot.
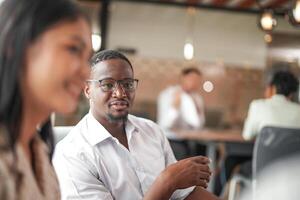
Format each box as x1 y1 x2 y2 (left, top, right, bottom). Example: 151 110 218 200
237 0 256 9
263 0 290 8
112 0 287 15
212 0 228 7
100 0 110 50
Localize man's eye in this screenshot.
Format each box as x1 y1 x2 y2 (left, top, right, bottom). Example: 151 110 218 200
101 83 114 90
123 82 134 89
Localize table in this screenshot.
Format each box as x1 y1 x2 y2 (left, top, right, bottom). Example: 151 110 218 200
174 129 253 192
175 128 246 142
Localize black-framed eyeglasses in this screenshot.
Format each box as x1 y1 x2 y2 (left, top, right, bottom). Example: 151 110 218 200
87 78 139 92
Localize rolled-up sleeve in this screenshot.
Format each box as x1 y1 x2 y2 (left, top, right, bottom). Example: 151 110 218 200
181 94 205 129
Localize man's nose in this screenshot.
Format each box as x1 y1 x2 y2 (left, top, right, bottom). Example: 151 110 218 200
112 83 127 98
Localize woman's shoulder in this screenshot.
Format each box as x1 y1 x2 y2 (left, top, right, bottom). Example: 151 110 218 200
0 125 16 200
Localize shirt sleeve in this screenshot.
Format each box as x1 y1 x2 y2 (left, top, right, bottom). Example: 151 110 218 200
158 127 196 200
197 96 205 128
180 93 205 129
242 101 259 140
53 144 113 200
157 89 180 129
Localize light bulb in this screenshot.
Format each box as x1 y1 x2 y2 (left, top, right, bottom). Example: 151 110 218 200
260 12 275 31
92 34 101 52
184 42 194 60
293 1 300 22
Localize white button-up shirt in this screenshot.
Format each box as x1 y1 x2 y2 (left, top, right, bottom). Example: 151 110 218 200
157 85 205 139
53 113 194 200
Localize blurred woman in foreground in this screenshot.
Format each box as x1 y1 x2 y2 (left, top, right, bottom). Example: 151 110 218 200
0 0 92 198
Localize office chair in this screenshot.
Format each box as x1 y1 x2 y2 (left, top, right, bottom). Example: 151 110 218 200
252 126 300 195
228 126 300 200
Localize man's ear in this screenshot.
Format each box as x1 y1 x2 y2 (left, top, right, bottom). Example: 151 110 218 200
264 86 271 99
270 85 277 96
84 84 91 99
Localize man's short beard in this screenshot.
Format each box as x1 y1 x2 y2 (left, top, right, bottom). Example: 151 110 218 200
107 113 128 123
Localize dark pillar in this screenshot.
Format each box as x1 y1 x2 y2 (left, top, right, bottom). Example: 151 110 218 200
100 0 110 51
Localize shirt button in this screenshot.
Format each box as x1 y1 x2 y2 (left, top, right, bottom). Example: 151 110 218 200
79 152 86 162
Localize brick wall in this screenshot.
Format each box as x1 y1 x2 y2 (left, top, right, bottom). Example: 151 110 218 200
55 56 264 128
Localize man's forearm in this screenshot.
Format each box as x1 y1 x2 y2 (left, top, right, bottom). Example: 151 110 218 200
143 173 175 200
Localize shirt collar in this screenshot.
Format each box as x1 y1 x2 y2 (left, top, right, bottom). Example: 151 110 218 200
85 112 112 146
271 94 288 102
85 112 138 146
125 116 138 142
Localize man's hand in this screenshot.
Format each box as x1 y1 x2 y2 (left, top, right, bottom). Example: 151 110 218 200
144 156 213 200
162 156 212 190
173 89 182 109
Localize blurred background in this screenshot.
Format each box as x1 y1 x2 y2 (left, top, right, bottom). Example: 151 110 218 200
55 0 300 129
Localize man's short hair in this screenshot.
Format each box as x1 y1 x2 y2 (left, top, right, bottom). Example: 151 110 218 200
181 67 202 76
269 70 299 97
90 49 133 71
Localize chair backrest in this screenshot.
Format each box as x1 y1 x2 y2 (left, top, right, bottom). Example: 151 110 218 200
53 126 74 145
253 126 300 180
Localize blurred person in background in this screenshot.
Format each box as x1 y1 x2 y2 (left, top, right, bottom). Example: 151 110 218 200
243 70 300 140
0 0 92 199
215 70 300 196
53 50 219 200
157 67 206 160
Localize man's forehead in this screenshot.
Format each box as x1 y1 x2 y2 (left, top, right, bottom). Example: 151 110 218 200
91 59 133 79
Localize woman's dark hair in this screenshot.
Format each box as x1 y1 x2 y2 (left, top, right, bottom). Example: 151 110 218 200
0 0 88 158
269 70 299 97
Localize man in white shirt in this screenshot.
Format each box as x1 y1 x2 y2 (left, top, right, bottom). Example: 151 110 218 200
53 50 218 200
157 68 205 159
243 70 300 140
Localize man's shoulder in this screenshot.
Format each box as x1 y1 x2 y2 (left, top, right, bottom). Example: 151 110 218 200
268 95 299 107
249 96 300 115
281 101 300 117
55 116 88 152
249 98 267 109
251 98 266 104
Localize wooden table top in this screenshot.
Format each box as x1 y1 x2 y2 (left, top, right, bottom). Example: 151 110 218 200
175 129 250 143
